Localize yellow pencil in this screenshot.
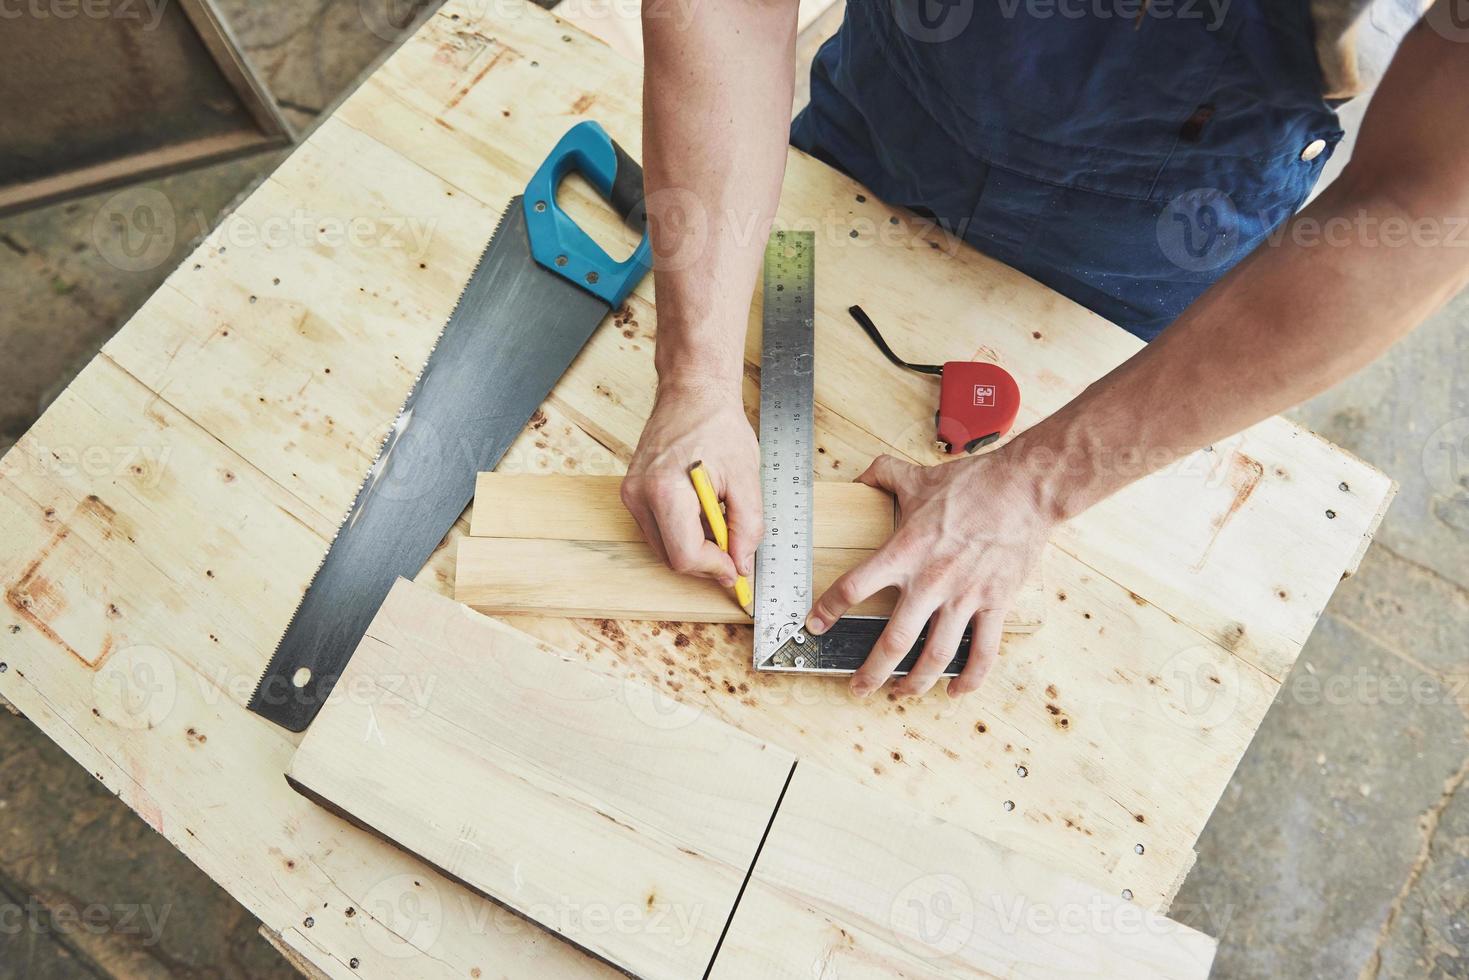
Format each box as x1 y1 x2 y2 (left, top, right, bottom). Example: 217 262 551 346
688 461 754 618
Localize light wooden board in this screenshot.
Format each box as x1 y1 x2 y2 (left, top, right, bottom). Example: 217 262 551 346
471 473 898 549
714 763 1216 979
459 474 1045 628
291 581 1211 979
288 580 795 980
0 1 1392 978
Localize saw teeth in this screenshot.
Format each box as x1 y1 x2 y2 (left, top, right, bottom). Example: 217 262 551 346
250 202 516 710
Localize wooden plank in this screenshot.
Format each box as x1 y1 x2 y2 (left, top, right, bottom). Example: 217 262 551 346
460 474 1045 629
0 2 1391 977
714 763 1216 979
287 580 796 980
471 473 898 549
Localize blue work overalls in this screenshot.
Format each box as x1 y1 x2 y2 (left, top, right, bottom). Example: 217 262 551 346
791 0 1345 340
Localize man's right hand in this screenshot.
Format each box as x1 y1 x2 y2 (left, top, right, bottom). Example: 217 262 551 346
622 382 762 586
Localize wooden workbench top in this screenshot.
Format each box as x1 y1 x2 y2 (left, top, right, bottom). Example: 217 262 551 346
0 2 1392 976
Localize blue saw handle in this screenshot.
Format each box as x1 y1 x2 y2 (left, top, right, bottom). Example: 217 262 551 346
523 121 652 308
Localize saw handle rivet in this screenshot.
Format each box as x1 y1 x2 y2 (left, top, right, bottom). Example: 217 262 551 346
585 271 600 284
534 200 547 212
292 667 312 689
555 255 568 266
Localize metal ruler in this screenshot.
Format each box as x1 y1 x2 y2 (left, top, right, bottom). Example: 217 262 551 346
752 231 973 676
754 230 817 667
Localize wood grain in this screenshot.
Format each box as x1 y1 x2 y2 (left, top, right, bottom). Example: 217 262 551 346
461 475 1045 629
288 580 795 980
471 473 898 549
0 1 1392 977
714 763 1216 979
290 581 1211 979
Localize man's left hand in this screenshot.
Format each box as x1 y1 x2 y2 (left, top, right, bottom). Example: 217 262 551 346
804 446 1055 698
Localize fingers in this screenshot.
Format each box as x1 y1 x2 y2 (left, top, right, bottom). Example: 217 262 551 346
624 478 737 584
855 453 911 493
897 606 970 697
805 556 891 636
850 596 935 698
948 609 1006 696
723 470 763 578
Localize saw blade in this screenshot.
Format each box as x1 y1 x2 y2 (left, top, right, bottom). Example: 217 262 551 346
250 198 612 730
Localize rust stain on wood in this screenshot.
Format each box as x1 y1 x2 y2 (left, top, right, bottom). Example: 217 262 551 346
1193 451 1264 572
5 496 122 668
445 45 517 111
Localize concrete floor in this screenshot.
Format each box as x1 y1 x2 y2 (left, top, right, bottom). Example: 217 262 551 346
1 5 1466 979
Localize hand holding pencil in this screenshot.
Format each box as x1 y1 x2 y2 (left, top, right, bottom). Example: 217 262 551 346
689 461 755 617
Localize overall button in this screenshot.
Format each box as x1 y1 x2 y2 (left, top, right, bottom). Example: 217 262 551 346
1300 139 1327 162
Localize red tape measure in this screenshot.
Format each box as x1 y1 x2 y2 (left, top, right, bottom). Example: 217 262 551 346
848 306 1020 455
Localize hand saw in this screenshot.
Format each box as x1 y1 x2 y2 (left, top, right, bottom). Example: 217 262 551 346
753 231 975 676
250 121 651 731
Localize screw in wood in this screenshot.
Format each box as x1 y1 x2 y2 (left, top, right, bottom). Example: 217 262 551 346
1121 889 1133 901
1016 765 1028 778
1135 844 1145 855
1002 800 1015 812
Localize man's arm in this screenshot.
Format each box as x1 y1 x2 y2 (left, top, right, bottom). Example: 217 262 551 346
620 0 800 587
807 15 1469 698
